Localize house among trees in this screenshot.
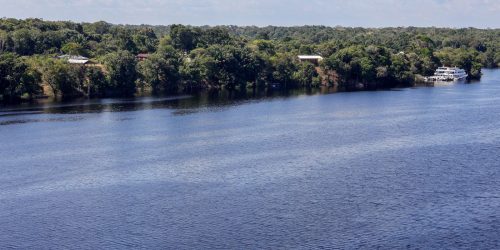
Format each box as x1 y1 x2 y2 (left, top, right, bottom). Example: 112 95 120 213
136 53 151 61
58 55 90 64
68 57 89 64
298 55 324 65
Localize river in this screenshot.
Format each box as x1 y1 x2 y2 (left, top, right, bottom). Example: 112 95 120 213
1 69 500 249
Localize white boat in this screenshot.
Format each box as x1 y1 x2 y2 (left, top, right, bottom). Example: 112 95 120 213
426 67 468 82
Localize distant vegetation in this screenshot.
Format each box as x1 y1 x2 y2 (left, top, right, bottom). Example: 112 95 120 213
1 18 499 103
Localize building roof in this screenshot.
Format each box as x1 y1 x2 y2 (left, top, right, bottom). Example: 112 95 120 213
68 59 89 64
59 55 88 60
58 55 90 64
298 55 324 60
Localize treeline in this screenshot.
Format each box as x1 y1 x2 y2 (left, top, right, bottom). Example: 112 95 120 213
1 18 499 102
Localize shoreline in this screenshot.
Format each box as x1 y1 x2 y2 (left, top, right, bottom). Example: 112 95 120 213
2 68 496 113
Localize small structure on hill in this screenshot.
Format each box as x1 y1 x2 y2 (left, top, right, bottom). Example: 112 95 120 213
68 57 89 64
136 53 151 61
58 55 90 64
298 55 324 65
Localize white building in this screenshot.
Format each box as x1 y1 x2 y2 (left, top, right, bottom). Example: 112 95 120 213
58 55 90 64
298 55 324 64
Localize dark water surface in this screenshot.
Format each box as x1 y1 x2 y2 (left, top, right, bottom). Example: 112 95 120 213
1 70 500 249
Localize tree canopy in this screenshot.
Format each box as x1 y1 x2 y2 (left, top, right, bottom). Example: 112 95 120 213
1 18 498 103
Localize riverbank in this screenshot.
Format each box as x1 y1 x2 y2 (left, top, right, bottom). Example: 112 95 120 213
2 19 497 104
1 69 496 116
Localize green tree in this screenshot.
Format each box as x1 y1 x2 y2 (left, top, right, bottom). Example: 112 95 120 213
271 53 299 87
133 28 158 53
200 27 232 47
11 29 38 55
170 24 201 52
180 59 205 92
86 67 107 97
294 62 318 87
40 58 83 98
61 42 86 56
390 53 414 84
0 53 42 101
0 30 9 52
138 47 181 94
20 66 42 99
202 45 263 89
103 50 138 97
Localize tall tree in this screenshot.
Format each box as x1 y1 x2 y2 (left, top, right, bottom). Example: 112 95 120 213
103 50 138 97
39 58 83 98
0 53 41 101
170 25 201 52
138 46 181 94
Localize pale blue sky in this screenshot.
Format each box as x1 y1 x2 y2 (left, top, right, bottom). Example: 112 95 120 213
0 0 499 28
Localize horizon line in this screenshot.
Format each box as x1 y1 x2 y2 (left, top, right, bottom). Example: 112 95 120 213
2 16 499 30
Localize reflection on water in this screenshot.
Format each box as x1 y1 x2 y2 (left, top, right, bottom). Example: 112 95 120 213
0 87 338 123
1 69 500 249
0 81 482 119
0 116 85 126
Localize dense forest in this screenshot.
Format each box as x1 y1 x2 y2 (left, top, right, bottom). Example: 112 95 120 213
0 18 499 102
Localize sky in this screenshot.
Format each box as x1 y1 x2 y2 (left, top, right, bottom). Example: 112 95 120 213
0 0 499 28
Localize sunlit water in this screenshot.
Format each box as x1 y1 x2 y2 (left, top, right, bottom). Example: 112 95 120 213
1 70 500 249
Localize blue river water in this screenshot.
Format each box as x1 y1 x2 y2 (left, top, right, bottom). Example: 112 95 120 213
1 70 500 249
